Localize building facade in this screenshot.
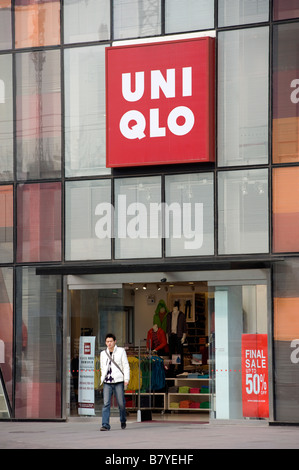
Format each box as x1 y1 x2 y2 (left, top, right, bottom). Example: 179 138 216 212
0 0 299 423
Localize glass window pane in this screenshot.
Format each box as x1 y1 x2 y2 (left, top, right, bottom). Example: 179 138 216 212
114 176 161 259
218 0 269 27
16 50 61 180
165 0 214 33
64 45 109 177
273 23 299 164
64 0 110 44
0 267 13 411
218 169 269 254
15 267 62 419
15 0 60 48
165 173 214 257
114 0 161 40
0 1 12 50
273 167 299 253
273 258 299 422
273 0 299 20
0 54 13 180
17 182 61 263
0 185 13 262
218 28 269 166
65 180 111 261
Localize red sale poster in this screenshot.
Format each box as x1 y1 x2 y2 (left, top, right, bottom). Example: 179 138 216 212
241 334 269 418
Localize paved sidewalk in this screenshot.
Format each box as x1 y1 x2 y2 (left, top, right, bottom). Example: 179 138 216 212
1 417 299 450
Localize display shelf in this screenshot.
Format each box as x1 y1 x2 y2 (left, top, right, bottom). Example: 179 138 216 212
125 392 166 411
166 376 210 412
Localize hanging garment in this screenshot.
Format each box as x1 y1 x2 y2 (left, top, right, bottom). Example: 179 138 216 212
127 356 141 391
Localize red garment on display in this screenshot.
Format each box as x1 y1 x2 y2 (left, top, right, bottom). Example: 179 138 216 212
146 327 169 354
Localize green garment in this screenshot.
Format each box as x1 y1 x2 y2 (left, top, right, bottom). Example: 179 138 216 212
153 299 169 332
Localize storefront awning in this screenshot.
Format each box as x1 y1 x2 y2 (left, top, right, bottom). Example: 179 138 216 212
35 255 284 276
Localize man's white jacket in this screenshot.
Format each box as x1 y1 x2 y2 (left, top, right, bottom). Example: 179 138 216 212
100 345 130 385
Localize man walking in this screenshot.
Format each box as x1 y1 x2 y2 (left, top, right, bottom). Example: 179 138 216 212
100 333 130 431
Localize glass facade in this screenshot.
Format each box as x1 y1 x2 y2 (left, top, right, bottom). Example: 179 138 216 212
15 267 62 419
0 54 13 180
65 179 111 260
273 22 299 164
0 185 13 262
218 27 269 167
15 0 60 49
218 169 269 254
0 0 297 424
15 50 61 180
165 0 214 33
64 45 107 177
218 0 269 26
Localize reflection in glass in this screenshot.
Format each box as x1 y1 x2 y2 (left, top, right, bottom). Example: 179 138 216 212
15 267 62 419
114 0 161 39
273 23 299 163
273 0 299 20
114 176 162 259
218 28 269 166
0 1 12 50
15 0 60 48
64 46 108 177
218 169 269 254
273 167 299 253
165 173 214 257
218 0 269 26
0 185 13 262
273 258 299 422
0 54 13 180
65 180 112 261
165 0 214 33
16 50 61 180
0 267 13 414
17 182 61 262
64 0 110 44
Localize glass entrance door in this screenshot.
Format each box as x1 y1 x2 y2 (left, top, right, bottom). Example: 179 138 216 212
67 286 133 417
208 281 272 421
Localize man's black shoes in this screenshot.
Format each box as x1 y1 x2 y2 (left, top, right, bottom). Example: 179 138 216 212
100 426 109 431
121 422 126 429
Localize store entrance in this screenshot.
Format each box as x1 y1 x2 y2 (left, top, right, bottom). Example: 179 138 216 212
67 269 271 423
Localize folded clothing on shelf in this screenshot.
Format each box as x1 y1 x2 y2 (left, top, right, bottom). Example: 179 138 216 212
169 402 180 408
178 386 190 393
189 402 200 408
179 400 192 408
200 401 210 409
190 387 200 394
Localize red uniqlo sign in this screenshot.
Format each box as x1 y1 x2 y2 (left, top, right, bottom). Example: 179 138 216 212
106 37 215 167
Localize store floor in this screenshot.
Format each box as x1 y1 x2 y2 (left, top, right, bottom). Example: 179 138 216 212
2 416 299 449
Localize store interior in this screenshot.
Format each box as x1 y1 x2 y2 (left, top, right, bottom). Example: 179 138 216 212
69 279 212 422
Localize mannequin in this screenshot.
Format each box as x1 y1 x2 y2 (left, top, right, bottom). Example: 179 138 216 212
166 301 187 372
147 324 169 356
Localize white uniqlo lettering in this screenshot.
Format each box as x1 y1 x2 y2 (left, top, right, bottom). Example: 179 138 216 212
151 69 176 99
122 71 144 102
120 67 194 139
